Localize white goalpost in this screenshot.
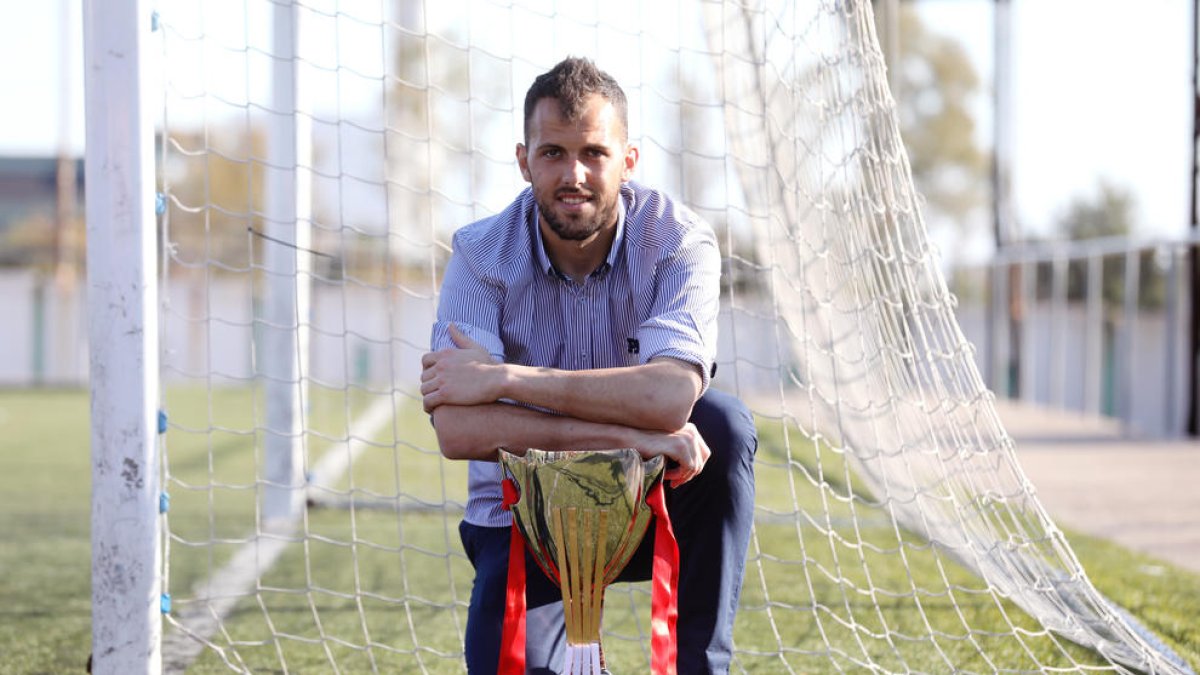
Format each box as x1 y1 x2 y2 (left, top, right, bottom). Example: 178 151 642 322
84 0 162 669
85 0 1194 673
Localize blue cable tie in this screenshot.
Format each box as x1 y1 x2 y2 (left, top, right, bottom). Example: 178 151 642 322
150 11 160 32
161 593 171 614
159 492 170 514
158 409 167 434
155 192 166 215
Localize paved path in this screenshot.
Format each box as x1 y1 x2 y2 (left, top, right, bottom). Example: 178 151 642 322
996 400 1200 574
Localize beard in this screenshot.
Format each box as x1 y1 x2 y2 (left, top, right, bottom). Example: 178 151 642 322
538 188 619 242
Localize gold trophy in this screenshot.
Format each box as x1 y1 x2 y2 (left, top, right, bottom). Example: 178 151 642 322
500 448 664 674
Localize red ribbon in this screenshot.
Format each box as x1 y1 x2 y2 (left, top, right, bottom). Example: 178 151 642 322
498 478 526 675
647 480 679 675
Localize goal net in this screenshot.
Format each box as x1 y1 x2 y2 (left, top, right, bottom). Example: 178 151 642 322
129 0 1192 672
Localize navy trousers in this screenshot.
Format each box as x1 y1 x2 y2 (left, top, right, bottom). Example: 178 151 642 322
459 388 757 674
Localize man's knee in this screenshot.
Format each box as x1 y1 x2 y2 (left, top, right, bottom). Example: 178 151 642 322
690 388 757 471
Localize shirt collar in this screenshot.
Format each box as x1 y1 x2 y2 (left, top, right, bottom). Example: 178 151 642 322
531 187 627 279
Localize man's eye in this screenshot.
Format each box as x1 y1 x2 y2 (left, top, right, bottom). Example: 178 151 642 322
542 149 561 158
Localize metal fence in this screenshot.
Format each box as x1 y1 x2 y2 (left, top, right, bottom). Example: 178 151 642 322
950 233 1200 438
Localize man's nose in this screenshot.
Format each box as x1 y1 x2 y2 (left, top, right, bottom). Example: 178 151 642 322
560 158 587 186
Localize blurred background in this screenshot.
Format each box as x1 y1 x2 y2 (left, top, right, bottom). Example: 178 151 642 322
2 4 1199 672
0 0 1196 436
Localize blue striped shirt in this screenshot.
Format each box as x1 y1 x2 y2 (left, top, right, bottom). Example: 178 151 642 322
431 180 721 527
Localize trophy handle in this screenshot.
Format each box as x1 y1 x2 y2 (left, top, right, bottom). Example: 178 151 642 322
641 455 665 496
498 449 565 583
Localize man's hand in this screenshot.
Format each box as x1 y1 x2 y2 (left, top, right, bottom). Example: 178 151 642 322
633 423 711 488
421 324 505 413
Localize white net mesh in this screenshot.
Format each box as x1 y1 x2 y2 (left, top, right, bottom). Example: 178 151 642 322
153 0 1191 672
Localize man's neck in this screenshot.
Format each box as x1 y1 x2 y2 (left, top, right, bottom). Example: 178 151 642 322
540 220 616 284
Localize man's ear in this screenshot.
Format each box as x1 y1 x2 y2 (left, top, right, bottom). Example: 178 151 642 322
516 143 531 182
622 143 639 182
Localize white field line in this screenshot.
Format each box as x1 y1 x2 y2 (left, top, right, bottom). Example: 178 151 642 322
306 396 399 494
162 396 398 673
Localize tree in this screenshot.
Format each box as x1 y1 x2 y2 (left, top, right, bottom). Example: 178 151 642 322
160 126 268 274
1058 178 1135 241
885 5 988 228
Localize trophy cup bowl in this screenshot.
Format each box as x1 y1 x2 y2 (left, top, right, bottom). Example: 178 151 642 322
500 448 664 674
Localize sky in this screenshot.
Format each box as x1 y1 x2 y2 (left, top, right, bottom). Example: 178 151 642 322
2 0 83 157
2 0 1194 254
915 0 1194 247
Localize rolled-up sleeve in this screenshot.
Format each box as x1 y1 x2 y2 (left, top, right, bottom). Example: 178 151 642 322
430 241 506 363
637 226 721 393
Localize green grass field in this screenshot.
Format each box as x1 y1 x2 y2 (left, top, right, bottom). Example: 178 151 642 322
0 387 1197 674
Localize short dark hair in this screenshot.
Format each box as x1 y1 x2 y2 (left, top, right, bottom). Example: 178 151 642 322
523 57 628 142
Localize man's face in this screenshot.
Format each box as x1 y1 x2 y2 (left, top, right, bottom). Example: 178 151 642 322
517 94 638 243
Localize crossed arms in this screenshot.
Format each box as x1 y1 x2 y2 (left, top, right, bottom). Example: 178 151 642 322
420 324 711 487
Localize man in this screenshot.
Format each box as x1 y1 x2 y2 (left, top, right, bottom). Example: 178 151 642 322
420 57 756 674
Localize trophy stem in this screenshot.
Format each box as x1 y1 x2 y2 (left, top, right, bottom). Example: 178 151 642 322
550 507 610 650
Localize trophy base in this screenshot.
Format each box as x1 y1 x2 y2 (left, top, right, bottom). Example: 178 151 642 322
563 642 604 675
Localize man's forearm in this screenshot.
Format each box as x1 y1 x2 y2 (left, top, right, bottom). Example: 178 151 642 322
430 402 643 461
421 326 702 432
430 399 712 486
497 359 700 432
